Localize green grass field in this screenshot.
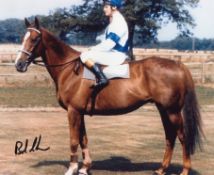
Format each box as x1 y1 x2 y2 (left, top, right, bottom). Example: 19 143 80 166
0 86 213 107
0 86 58 107
196 86 214 105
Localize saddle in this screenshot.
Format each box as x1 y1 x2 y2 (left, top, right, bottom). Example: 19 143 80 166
83 60 130 80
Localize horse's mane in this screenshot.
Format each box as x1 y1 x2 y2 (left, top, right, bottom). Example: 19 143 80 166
41 28 81 60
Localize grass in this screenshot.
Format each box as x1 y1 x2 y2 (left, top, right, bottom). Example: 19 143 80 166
0 86 213 107
0 86 58 107
196 86 214 105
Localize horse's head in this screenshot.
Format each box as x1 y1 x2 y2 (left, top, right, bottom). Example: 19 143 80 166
15 17 42 72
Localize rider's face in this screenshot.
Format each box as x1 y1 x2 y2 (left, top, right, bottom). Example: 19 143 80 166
103 4 113 17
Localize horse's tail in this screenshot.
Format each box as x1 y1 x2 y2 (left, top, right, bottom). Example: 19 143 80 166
182 66 204 155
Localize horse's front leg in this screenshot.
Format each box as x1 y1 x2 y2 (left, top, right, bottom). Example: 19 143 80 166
65 107 81 175
78 116 92 175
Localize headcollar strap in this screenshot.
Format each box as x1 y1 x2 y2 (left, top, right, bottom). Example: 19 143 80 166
27 28 41 34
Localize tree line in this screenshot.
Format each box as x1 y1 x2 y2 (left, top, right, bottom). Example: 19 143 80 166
0 0 213 51
144 37 214 51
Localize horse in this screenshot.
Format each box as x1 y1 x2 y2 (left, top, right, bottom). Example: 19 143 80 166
15 18 203 175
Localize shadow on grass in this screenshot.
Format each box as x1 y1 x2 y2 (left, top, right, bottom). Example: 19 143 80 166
32 156 201 175
32 160 68 168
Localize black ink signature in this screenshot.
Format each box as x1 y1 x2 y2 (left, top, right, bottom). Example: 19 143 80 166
15 134 50 155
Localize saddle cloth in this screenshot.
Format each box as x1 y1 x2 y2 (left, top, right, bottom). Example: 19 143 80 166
83 64 130 80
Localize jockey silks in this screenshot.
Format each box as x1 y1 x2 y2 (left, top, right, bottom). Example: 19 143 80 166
80 11 129 66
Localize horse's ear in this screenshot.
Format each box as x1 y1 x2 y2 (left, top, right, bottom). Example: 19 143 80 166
35 17 40 29
25 18 30 27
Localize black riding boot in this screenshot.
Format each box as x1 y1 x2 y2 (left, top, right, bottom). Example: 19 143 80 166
91 63 108 87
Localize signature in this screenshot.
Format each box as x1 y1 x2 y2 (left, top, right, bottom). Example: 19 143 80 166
15 134 50 155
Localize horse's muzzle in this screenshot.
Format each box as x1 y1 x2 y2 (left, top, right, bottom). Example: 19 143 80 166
15 60 28 72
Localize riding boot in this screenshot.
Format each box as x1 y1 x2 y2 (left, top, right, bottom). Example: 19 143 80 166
91 63 109 87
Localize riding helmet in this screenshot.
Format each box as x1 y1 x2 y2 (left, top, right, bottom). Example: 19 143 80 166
103 0 122 8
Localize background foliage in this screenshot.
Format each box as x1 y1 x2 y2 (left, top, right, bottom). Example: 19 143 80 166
0 0 213 50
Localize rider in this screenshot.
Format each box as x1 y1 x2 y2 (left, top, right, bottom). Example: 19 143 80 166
80 0 129 87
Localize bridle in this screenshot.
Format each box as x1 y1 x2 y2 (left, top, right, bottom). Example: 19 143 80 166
18 27 79 68
18 27 42 65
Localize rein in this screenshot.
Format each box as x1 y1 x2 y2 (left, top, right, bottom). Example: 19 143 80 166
19 27 80 69
32 57 81 75
18 27 81 75
32 57 79 68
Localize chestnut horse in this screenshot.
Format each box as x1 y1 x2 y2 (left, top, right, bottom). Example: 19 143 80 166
15 18 203 175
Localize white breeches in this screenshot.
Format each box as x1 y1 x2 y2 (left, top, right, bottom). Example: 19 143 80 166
80 50 127 66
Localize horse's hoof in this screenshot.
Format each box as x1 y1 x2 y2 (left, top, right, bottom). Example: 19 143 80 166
78 168 88 175
180 168 189 175
78 172 88 175
65 164 78 175
180 173 187 175
153 169 166 175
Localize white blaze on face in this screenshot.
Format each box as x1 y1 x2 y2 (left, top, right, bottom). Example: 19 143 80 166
15 31 31 64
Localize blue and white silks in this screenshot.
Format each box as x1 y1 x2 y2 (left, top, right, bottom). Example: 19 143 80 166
80 11 129 66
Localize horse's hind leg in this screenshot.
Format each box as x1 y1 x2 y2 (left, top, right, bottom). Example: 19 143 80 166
177 113 191 175
154 105 177 175
162 112 191 175
79 116 92 175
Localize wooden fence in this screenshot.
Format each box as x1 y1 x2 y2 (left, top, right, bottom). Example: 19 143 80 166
0 44 213 86
0 44 214 63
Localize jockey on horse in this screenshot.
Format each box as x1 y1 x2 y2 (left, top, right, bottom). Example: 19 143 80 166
80 0 129 88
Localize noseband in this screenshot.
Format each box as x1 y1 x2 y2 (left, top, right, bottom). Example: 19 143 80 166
17 27 80 70
18 27 42 64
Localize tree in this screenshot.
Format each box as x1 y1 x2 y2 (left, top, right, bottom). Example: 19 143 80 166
50 0 199 59
0 19 25 43
43 2 106 42
143 36 214 51
122 0 199 57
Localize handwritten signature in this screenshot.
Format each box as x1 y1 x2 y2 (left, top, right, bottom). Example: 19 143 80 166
15 134 50 155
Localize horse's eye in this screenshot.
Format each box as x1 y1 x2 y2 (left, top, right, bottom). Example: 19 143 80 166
31 38 37 42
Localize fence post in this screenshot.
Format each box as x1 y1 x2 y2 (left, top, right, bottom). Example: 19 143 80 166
201 62 205 84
